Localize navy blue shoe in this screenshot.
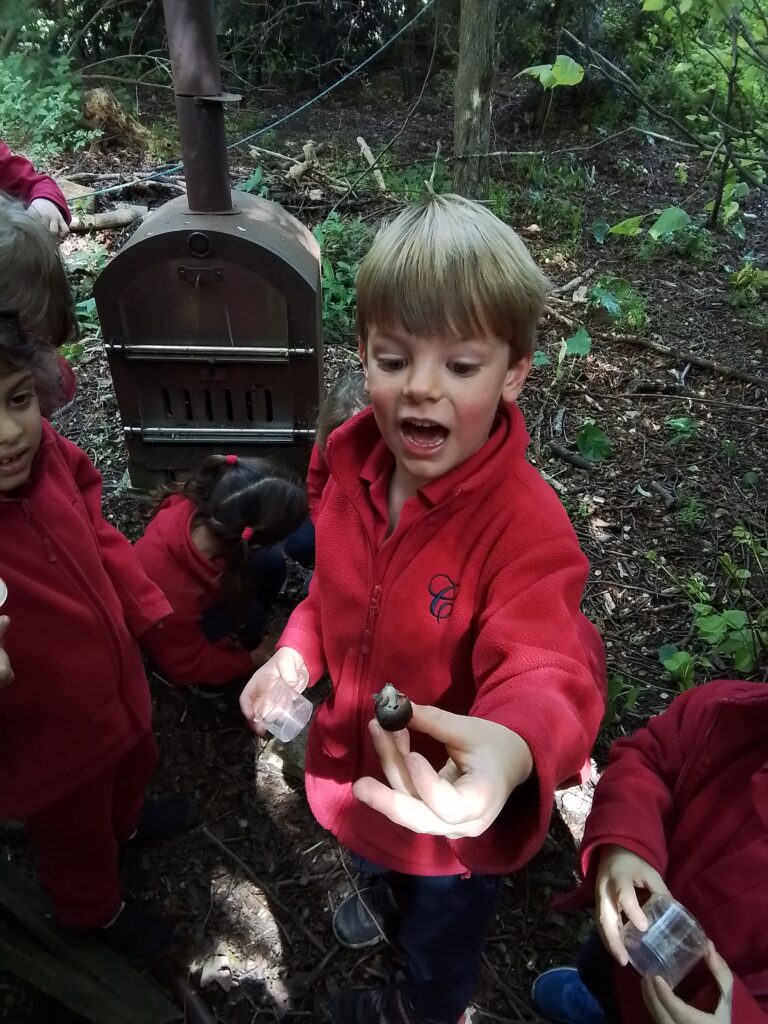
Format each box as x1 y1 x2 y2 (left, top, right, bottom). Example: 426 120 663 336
132 795 198 842
532 967 606 1024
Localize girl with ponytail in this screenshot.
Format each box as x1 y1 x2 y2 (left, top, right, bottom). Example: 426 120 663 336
135 454 307 691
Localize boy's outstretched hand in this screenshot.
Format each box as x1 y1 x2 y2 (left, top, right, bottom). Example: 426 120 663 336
595 845 671 965
0 616 13 688
352 703 533 839
239 647 308 736
642 944 733 1024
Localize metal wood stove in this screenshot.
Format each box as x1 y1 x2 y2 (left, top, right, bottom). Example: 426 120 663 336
94 0 322 488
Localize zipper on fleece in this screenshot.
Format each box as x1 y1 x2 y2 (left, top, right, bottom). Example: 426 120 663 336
360 584 382 656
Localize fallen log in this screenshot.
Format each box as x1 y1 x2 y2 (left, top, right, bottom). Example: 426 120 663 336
69 205 147 233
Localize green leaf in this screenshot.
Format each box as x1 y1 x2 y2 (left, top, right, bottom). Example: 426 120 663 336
521 63 557 88
521 55 584 89
741 471 759 488
643 0 666 8
679 0 693 12
565 326 592 356
648 207 691 239
589 285 620 317
551 54 585 86
608 215 645 237
533 349 551 367
591 219 610 244
576 421 612 462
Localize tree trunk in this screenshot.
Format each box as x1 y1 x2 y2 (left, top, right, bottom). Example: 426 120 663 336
453 0 499 199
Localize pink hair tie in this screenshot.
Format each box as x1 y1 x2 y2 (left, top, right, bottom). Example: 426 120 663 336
241 526 254 542
225 454 238 465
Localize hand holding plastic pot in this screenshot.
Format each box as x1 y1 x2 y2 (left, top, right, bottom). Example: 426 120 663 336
239 647 312 743
621 893 709 988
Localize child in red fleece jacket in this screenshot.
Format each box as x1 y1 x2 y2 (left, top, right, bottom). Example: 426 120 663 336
136 454 307 690
241 194 607 1024
532 678 768 1024
0 196 77 410
0 140 71 239
0 312 194 962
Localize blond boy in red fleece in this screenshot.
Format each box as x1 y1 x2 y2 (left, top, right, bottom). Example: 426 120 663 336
241 194 607 1024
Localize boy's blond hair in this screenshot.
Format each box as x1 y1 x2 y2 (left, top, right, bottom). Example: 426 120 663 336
0 194 76 351
356 193 550 364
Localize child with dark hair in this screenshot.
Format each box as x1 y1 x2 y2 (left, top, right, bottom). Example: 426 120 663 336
0 196 78 411
0 312 191 962
136 455 307 690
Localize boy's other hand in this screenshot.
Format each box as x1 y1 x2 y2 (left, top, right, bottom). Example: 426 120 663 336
596 845 671 965
352 703 533 839
239 647 308 736
0 616 13 688
642 943 733 1024
28 198 69 241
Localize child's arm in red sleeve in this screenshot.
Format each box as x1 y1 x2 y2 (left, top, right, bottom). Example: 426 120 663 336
0 142 71 222
57 435 171 635
305 444 329 524
451 531 607 873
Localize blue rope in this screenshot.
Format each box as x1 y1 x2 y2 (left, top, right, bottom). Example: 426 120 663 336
77 0 436 201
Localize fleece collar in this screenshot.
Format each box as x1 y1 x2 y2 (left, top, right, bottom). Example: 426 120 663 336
325 402 530 510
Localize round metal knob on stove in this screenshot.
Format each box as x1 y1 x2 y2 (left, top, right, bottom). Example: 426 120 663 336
187 231 211 257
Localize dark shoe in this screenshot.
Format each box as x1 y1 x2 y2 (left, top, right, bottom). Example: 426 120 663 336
132 795 198 842
532 967 606 1024
332 878 397 949
325 985 468 1024
99 902 178 963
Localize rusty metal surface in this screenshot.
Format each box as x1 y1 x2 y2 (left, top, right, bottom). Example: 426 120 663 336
174 95 233 213
163 0 222 97
95 193 323 488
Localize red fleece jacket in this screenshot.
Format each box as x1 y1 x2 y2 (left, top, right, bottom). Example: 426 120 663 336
279 403 607 876
306 443 329 523
575 679 768 1024
0 142 71 221
135 495 254 686
0 422 170 817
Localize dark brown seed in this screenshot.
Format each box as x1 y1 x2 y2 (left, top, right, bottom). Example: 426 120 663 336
373 683 413 731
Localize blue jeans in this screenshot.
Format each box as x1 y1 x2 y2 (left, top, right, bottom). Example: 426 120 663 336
578 929 620 1023
354 856 502 1023
200 545 287 650
283 517 315 568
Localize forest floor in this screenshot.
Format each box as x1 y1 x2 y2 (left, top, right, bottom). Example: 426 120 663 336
2 71 767 1023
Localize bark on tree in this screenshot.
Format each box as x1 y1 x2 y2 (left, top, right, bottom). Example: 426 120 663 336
453 0 499 199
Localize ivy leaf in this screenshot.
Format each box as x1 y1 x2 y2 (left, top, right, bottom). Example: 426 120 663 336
576 421 612 462
565 326 592 356
608 215 645 237
648 206 690 239
533 349 551 367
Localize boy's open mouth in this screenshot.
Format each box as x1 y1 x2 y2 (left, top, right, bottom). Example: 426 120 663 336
400 418 448 448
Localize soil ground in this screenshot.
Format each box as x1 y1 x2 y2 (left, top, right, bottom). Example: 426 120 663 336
1 69 766 1023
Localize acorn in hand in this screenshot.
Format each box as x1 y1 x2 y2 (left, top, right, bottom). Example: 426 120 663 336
373 683 413 731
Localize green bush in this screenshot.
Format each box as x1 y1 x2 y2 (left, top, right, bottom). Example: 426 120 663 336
0 54 97 160
313 213 372 347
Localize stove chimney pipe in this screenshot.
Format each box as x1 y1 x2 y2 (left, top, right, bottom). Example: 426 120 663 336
162 0 236 213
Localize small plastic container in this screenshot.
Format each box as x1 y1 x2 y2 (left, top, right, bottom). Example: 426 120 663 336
253 677 312 743
621 893 708 988
0 577 7 609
